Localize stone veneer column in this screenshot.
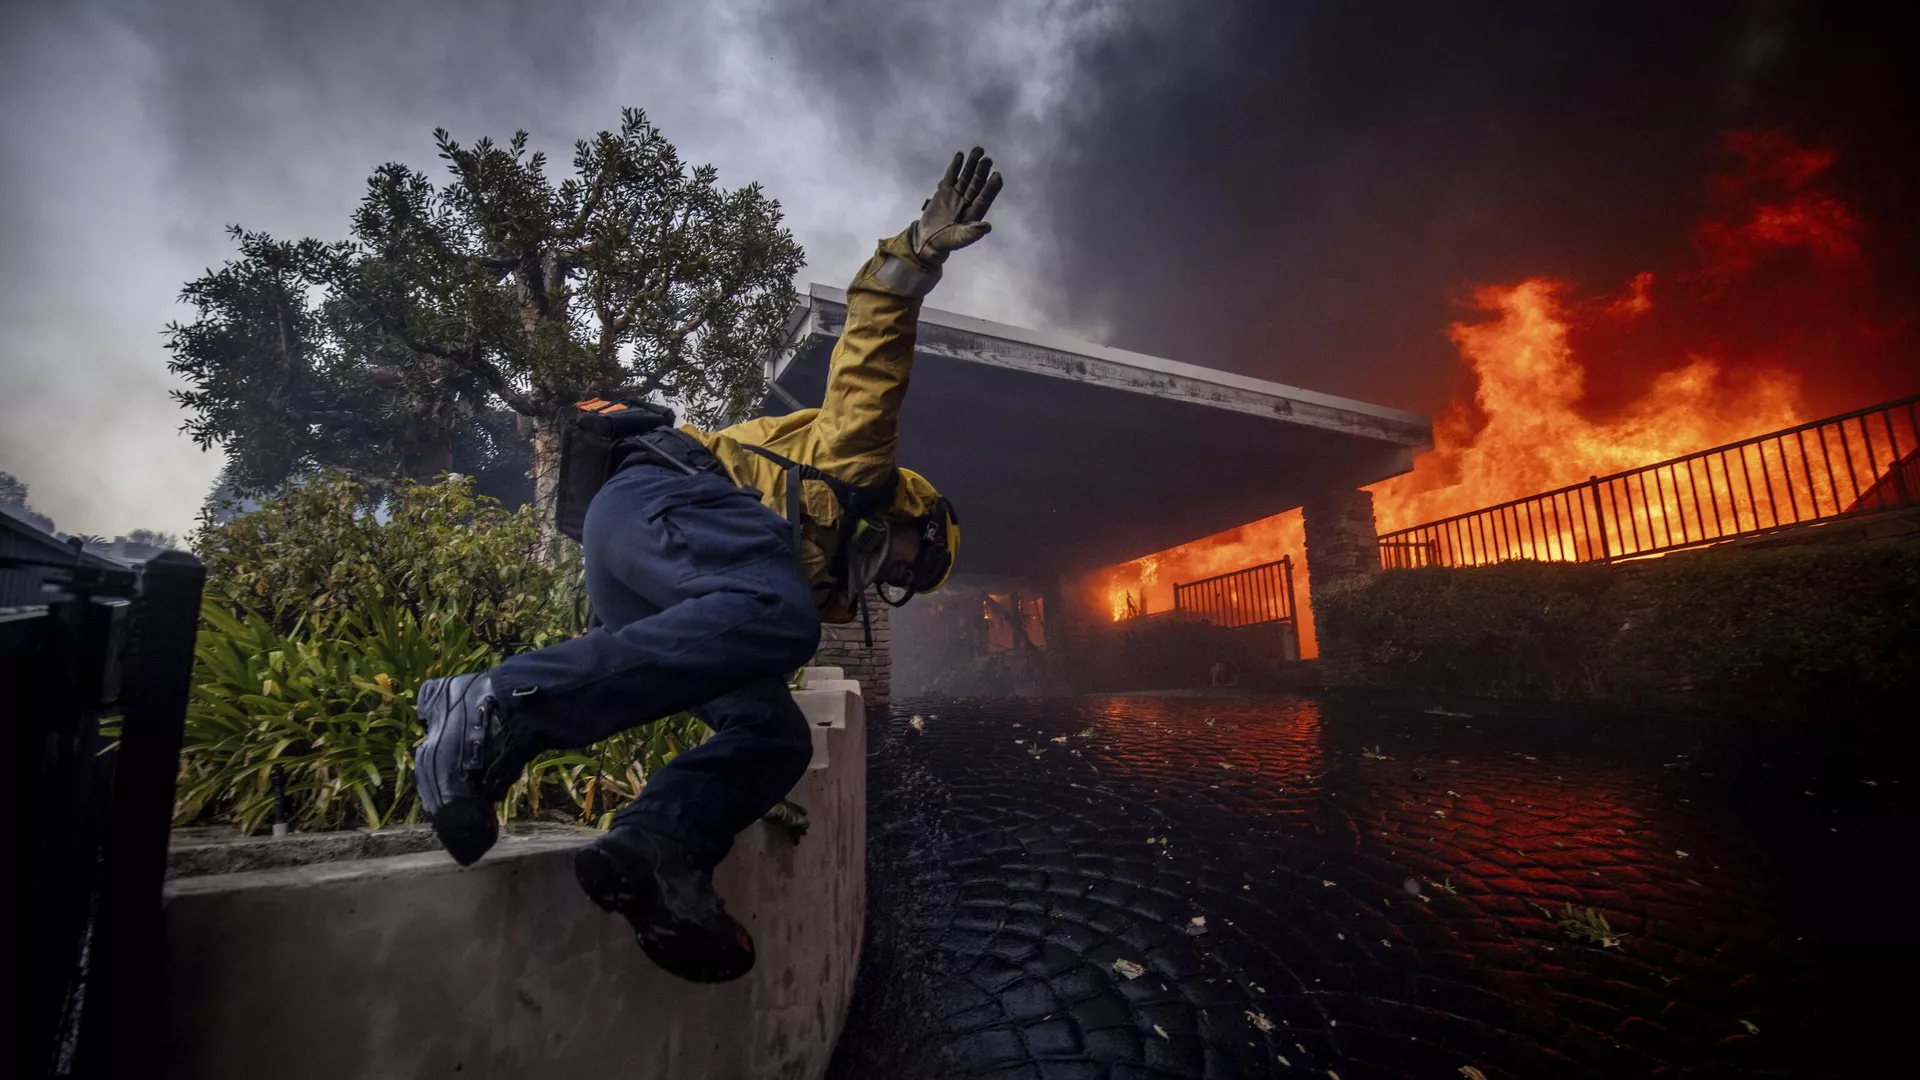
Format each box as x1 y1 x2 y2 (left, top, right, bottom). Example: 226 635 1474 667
1302 488 1381 590
1302 489 1380 683
813 600 890 711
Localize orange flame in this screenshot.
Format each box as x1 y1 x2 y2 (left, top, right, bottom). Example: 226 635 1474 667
1092 510 1316 658
1372 129 1889 536
1087 129 1894 650
1367 278 1807 533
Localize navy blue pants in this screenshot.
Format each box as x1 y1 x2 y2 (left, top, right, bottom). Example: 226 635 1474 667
493 463 821 870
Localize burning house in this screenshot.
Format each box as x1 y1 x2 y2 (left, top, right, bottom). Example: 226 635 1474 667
1081 128 1918 670
759 286 1433 697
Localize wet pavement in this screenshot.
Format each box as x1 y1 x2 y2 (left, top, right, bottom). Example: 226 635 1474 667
827 694 1912 1079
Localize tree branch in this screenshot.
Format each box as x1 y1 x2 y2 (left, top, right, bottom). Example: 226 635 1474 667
429 343 541 416
630 366 671 399
572 169 608 236
608 289 650 338
290 408 388 437
663 301 717 345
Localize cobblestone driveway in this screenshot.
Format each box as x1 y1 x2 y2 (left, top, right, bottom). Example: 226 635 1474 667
828 695 1909 1080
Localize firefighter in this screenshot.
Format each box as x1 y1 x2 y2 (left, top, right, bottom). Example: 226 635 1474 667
413 148 1001 983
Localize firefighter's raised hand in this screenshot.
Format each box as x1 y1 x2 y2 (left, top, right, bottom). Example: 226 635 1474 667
912 147 1003 263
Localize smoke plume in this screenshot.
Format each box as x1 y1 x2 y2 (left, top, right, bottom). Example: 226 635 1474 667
2 0 1914 537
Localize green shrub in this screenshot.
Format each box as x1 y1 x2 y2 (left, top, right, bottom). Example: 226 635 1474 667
178 592 710 833
196 472 585 655
181 474 710 833
177 595 489 832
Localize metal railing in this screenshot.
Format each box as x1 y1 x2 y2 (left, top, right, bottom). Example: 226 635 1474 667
1377 393 1920 568
1174 557 1299 630
1377 539 1441 569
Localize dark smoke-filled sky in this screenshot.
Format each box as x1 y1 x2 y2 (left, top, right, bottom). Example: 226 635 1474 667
2 0 1914 536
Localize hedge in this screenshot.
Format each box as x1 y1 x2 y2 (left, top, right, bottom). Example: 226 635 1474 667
1314 537 1920 707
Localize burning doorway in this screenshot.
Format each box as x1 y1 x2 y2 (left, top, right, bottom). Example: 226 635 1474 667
891 576 1051 697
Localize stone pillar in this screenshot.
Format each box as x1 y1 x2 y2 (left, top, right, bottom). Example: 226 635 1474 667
1302 489 1379 682
1302 488 1381 591
813 601 890 712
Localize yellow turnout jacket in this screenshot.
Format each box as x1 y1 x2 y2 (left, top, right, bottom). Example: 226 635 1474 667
685 228 942 623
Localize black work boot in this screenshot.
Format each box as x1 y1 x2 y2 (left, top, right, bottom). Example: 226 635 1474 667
574 825 756 984
414 673 533 866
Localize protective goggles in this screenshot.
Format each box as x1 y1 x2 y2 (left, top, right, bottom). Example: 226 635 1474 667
874 499 957 607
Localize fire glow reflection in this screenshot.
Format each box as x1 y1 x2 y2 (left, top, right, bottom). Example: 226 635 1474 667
861 694 1871 1077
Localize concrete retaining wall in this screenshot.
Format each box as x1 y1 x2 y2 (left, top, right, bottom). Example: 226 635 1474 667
161 670 866 1080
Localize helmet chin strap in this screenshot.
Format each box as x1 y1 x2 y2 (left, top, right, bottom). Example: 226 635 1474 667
837 517 895 619
851 536 888 594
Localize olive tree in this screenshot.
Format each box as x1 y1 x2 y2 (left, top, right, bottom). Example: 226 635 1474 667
167 108 804 515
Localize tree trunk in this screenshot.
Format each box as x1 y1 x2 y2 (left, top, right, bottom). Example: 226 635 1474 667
530 412 563 549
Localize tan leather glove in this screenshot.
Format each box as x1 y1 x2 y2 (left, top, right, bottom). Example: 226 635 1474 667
911 147 1003 263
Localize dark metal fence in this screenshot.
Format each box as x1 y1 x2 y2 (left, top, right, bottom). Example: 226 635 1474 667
1174 557 1299 630
5 512 204 1078
1377 539 1441 569
1377 393 1920 569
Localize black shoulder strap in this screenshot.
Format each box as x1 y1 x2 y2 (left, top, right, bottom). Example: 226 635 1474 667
746 443 884 648
740 444 896 519
784 464 803 551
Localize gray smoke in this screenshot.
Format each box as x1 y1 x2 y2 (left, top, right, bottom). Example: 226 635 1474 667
0 0 1084 535
776 0 1918 414
3 0 1913 536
